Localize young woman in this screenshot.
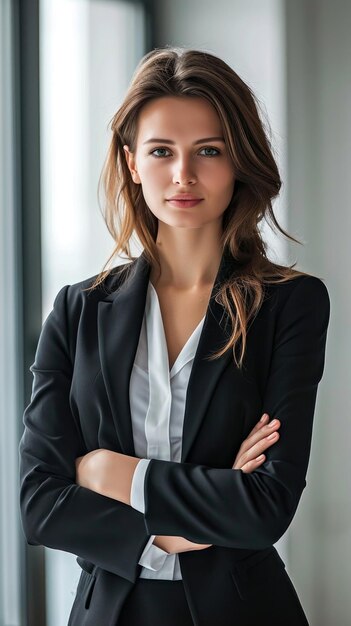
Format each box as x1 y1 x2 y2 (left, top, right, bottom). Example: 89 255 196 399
19 47 330 626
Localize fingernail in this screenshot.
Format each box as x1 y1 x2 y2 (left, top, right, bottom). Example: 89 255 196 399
268 419 278 427
260 414 268 422
256 454 265 461
267 432 278 440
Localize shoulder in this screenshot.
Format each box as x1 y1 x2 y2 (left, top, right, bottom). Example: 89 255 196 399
266 272 329 303
71 260 136 298
263 272 330 328
52 260 137 316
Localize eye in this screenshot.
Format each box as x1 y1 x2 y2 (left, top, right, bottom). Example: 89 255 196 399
149 147 171 158
149 146 221 158
199 147 221 157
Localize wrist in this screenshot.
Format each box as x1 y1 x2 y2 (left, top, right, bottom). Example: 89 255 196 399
153 536 171 554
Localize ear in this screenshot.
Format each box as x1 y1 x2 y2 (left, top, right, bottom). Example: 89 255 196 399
123 145 141 184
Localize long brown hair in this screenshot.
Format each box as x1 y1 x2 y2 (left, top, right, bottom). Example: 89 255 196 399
89 46 307 367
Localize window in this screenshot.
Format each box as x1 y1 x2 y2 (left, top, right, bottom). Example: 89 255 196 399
39 2 147 624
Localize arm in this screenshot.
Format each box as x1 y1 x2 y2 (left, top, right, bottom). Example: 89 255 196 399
19 285 152 583
140 276 330 548
76 413 281 555
142 412 282 555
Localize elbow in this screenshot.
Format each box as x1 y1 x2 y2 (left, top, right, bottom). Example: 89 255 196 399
233 512 295 551
255 489 302 548
20 486 46 546
232 470 303 550
20 518 41 547
252 464 305 546
263 509 296 547
237 507 297 551
19 475 59 548
20 496 62 549
20 499 42 546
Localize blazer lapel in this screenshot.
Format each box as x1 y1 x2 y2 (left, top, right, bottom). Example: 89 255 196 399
180 251 236 461
97 248 238 461
97 252 151 456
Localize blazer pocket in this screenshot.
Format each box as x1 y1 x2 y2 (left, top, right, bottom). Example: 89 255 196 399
230 547 285 601
76 557 97 610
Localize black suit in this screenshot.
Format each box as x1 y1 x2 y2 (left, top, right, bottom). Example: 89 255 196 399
19 248 330 625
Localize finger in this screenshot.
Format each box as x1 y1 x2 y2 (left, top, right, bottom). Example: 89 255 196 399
246 413 269 438
246 430 280 461
241 414 274 446
238 419 280 456
240 454 266 474
234 431 280 470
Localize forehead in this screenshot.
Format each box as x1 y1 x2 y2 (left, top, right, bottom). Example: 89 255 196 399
136 96 223 141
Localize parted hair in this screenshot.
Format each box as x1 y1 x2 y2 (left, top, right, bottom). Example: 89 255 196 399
89 46 307 367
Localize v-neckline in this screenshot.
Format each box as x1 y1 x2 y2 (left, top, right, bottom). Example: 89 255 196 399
148 281 206 377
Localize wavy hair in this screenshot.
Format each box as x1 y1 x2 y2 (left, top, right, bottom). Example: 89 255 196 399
89 46 307 368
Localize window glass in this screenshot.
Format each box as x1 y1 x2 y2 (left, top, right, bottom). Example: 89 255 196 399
39 1 145 623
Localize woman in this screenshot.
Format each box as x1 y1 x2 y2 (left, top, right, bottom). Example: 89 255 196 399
19 47 330 625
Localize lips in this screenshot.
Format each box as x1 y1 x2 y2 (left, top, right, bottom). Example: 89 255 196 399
167 195 202 201
167 198 203 208
166 193 203 209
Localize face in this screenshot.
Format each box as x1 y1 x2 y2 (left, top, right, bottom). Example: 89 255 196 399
123 96 236 231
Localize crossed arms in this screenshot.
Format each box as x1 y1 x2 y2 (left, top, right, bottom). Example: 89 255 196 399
19 275 330 581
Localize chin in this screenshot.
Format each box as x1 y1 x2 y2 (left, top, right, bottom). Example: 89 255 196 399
165 218 207 229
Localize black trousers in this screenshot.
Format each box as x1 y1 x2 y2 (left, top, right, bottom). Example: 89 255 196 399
117 578 194 626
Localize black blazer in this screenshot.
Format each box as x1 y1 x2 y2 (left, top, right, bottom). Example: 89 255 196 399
19 249 330 626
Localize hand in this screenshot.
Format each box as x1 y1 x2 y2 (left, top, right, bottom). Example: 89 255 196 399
76 453 211 554
153 535 212 555
232 413 280 473
152 414 281 554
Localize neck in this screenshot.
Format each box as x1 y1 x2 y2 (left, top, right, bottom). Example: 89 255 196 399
149 221 224 290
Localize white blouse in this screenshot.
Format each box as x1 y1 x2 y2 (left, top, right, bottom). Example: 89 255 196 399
129 280 205 579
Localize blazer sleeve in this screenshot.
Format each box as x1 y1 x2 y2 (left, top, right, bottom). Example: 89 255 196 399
141 276 330 549
19 285 151 583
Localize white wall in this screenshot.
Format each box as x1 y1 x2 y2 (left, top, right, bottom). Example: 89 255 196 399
286 1 351 624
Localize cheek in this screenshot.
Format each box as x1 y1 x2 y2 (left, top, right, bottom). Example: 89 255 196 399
225 174 236 195
138 160 166 186
220 165 236 195
208 167 235 196
202 158 234 182
137 169 165 210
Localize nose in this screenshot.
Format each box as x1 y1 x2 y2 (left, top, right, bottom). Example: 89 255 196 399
172 156 197 186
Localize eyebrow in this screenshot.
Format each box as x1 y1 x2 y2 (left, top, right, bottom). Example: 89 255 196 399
143 136 225 145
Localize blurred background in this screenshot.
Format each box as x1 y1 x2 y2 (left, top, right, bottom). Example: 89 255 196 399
0 0 349 624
